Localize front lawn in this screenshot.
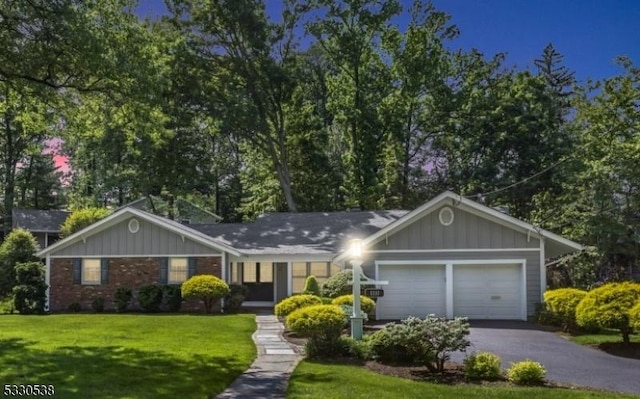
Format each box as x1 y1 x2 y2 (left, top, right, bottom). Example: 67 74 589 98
568 330 640 359
287 361 639 399
0 314 256 399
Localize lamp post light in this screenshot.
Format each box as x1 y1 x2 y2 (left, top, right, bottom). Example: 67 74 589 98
349 239 364 340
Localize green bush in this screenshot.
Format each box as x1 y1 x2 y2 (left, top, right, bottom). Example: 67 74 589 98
60 207 110 237
181 275 229 313
630 301 640 331
223 283 249 313
12 261 47 314
339 335 373 359
533 302 561 327
0 228 39 298
137 284 164 313
576 282 640 344
543 288 587 331
91 296 105 313
286 304 346 358
464 351 502 380
68 302 82 313
369 315 471 372
331 294 376 314
0 296 15 314
274 294 322 317
507 360 546 385
114 287 133 313
321 270 373 298
162 285 182 312
302 275 321 296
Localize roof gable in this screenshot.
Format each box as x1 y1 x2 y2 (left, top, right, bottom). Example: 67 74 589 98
36 207 239 258
333 191 583 261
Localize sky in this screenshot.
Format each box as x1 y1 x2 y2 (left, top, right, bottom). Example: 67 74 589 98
136 0 640 83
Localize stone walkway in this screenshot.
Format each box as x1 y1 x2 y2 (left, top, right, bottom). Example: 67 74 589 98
215 315 303 399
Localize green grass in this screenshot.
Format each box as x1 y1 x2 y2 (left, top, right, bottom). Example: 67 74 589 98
569 330 640 345
0 314 256 399
287 361 639 399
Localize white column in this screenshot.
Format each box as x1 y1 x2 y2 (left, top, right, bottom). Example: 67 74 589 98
287 261 293 296
445 263 454 319
540 236 546 303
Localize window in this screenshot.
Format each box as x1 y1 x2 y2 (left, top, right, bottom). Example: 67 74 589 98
168 258 188 284
230 262 240 283
291 262 339 294
82 259 101 285
241 262 273 283
260 263 273 283
243 262 257 283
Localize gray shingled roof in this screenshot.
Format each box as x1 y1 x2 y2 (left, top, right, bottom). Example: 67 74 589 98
12 208 70 232
191 210 409 255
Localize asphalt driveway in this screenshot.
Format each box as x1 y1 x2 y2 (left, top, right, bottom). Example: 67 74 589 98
450 321 640 394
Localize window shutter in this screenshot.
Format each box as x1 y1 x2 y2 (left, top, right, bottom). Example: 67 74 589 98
100 258 109 285
188 258 197 278
72 259 82 284
159 258 168 284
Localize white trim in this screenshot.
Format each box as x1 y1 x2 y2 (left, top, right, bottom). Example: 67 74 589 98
287 261 293 296
229 254 334 262
445 263 454 318
44 233 49 248
368 248 540 254
333 191 582 263
35 207 240 258
45 255 51 311
540 237 546 302
375 258 527 320
439 207 454 226
49 253 223 259
221 252 227 282
128 218 140 233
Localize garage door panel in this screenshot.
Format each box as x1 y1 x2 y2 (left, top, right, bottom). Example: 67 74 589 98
453 264 522 320
378 265 445 319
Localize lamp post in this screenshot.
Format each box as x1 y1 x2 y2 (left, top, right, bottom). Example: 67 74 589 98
349 239 364 340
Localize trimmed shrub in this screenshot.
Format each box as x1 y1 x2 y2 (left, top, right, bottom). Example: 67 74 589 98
339 335 373 359
91 296 105 313
68 302 82 313
162 285 183 312
321 270 373 298
223 283 249 313
0 228 39 298
60 207 109 237
630 301 640 331
369 315 471 372
181 275 229 313
12 261 47 314
337 304 368 321
114 287 133 313
0 297 15 314
286 304 346 358
137 284 164 313
507 360 546 385
576 282 640 344
302 275 321 296
331 294 376 314
464 351 502 380
543 288 587 331
274 294 322 317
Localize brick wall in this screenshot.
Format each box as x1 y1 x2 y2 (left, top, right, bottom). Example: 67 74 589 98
49 257 222 313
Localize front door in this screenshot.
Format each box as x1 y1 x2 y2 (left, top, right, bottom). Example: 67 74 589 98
243 262 274 302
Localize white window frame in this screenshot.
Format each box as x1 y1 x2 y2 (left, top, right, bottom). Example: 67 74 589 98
82 259 101 285
168 257 188 284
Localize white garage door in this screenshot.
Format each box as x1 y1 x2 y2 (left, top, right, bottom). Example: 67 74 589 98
377 264 446 320
453 264 522 320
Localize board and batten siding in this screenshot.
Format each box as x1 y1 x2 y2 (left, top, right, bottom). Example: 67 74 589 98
363 251 541 316
51 217 220 257
371 206 540 251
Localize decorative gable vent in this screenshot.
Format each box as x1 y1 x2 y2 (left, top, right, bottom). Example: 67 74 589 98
128 218 140 234
438 207 454 226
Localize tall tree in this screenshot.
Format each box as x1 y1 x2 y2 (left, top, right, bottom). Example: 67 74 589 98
308 0 402 209
15 151 63 209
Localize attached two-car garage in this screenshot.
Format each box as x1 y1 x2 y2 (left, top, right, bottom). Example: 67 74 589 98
376 261 526 321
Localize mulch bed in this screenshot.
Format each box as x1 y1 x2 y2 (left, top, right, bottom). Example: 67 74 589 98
592 342 640 359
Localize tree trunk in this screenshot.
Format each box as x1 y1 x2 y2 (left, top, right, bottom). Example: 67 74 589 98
275 162 297 212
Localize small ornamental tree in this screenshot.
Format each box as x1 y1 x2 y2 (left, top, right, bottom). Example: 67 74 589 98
331 294 376 314
181 275 230 313
12 262 47 314
302 275 321 296
286 304 346 358
60 207 110 237
576 282 640 344
543 288 587 331
0 228 39 297
274 294 322 317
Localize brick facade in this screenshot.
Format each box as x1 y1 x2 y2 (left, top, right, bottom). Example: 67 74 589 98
49 256 222 313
